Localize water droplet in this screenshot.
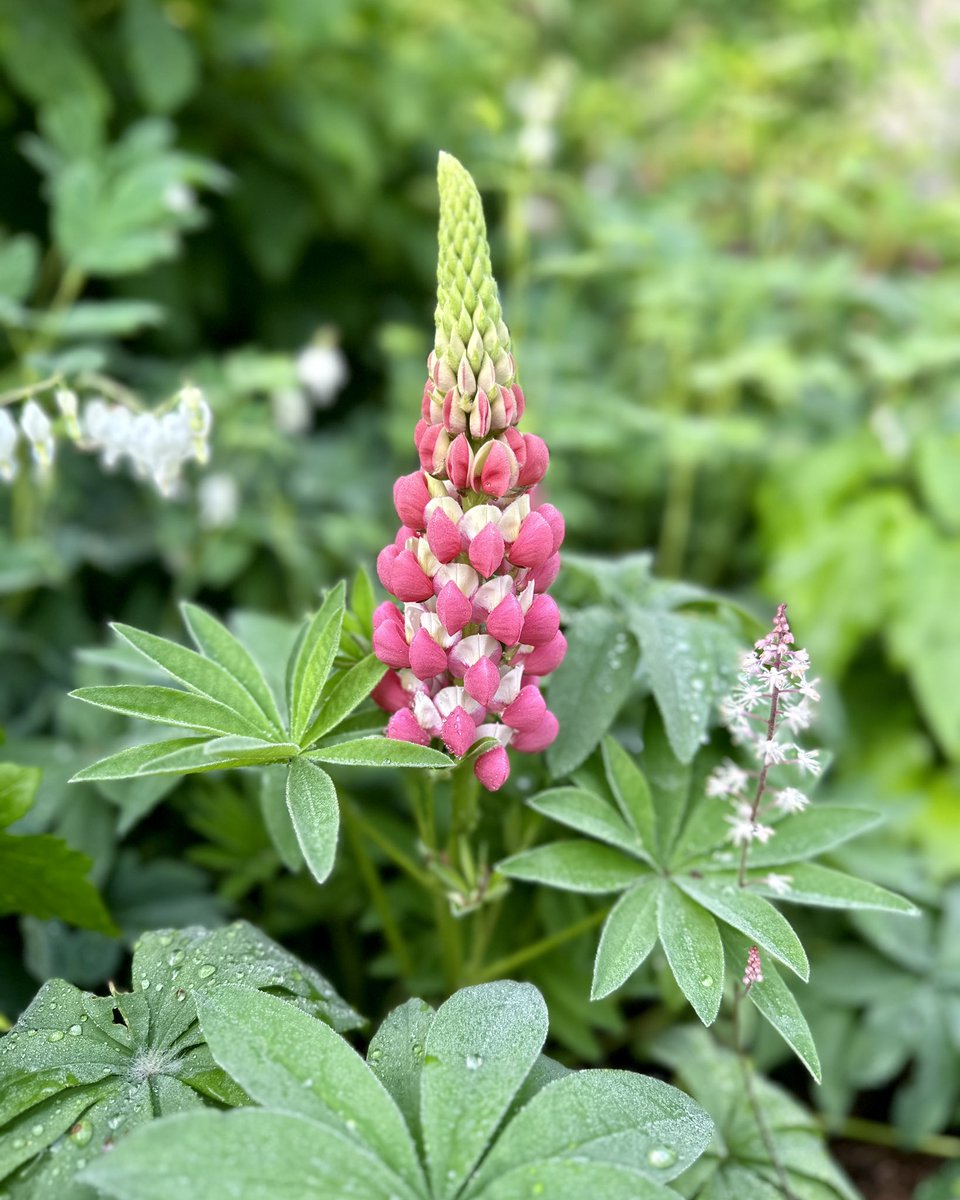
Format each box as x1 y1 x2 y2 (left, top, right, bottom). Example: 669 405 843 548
11 1138 24 1151
27 1028 37 1037
647 1146 676 1169
47 1030 64 1042
176 988 186 1001
68 1024 82 1037
302 1077 314 1088
140 979 150 990
700 976 714 989
465 1053 483 1070
69 1120 93 1147
369 1048 382 1062
31 1124 44 1137
168 950 184 967
345 1118 357 1132
198 964 216 979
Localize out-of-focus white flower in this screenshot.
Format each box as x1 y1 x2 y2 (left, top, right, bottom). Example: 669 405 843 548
773 787 809 814
272 386 312 434
296 342 348 408
164 181 197 214
518 123 557 166
56 388 81 439
0 408 20 482
763 873 794 896
21 399 55 468
178 384 212 464
198 472 239 529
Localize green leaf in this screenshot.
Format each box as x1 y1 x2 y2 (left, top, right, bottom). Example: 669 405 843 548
28 298 164 336
639 710 692 860
197 986 424 1193
467 1069 713 1195
421 981 548 1199
0 233 39 301
745 960 821 1083
0 832 117 933
750 863 919 913
676 875 809 980
602 738 657 853
307 736 452 769
285 758 339 884
528 786 642 855
70 684 267 738
472 1161 678 1199
70 736 207 781
658 883 725 1026
367 998 436 1151
113 622 283 738
726 807 883 869
546 609 639 778
287 583 347 741
498 841 649 894
0 762 40 827
83 1109 416 1200
259 765 303 872
592 879 660 1000
352 565 376 631
181 602 285 729
122 0 199 113
303 654 387 744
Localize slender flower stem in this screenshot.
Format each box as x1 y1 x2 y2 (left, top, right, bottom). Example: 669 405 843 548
737 661 782 886
467 907 608 984
341 800 433 889
732 983 798 1200
0 374 63 407
818 1114 960 1160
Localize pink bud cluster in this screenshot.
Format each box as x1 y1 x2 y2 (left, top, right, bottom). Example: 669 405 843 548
373 359 565 792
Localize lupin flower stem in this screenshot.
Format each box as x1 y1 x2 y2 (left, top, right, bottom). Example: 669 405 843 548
373 153 566 793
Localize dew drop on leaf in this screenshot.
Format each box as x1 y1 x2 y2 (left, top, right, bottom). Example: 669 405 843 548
47 1030 64 1042
69 1120 93 1147
198 964 217 979
647 1146 677 1169
465 1053 483 1070
68 1024 82 1036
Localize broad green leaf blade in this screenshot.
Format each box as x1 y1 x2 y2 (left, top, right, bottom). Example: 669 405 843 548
746 961 821 1083
112 622 282 738
657 883 725 1025
602 738 657 854
352 565 376 630
468 1069 713 1195
528 786 643 855
421 981 549 1200
0 833 117 933
303 654 387 744
472 1159 681 1199
750 862 919 914
367 998 436 1152
82 1109 418 1200
287 582 347 742
546 609 639 778
726 807 883 870
0 762 40 827
0 1077 116 1179
498 841 649 894
669 793 732 870
197 986 424 1193
308 736 453 769
592 879 660 1000
70 684 266 738
260 765 304 871
629 610 740 764
285 758 339 884
639 710 692 861
70 736 206 781
676 876 809 980
182 602 284 728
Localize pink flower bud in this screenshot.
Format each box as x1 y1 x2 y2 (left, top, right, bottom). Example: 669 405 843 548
426 508 462 563
463 655 501 706
502 683 547 733
372 601 402 630
394 525 417 548
537 503 565 553
393 471 430 529
508 512 554 569
475 744 510 791
521 594 560 647
486 593 523 646
471 440 516 498
409 627 448 679
446 433 473 489
532 552 561 593
376 544 400 590
372 670 411 712
457 355 477 398
373 620 411 670
442 388 468 435
522 630 567 675
414 417 428 449
468 522 505 578
517 434 549 488
387 708 430 746
501 425 525 466
418 424 449 475
489 387 511 429
437 357 456 392
743 946 764 987
469 390 492 438
441 705 475 757
422 381 435 421
437 580 473 635
511 709 559 753
511 384 526 423
390 549 434 602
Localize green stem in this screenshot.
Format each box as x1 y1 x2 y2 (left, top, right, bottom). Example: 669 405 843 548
0 374 63 407
344 802 433 890
820 1115 960 1160
468 907 608 984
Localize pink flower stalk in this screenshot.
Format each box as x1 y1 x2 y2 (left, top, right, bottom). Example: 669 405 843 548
374 153 565 791
742 946 764 988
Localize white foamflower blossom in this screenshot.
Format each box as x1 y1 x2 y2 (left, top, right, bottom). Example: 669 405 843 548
0 408 20 481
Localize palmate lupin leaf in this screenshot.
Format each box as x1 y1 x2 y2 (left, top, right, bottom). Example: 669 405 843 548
70 576 452 883
0 922 361 1198
82 980 715 1200
497 719 915 1077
